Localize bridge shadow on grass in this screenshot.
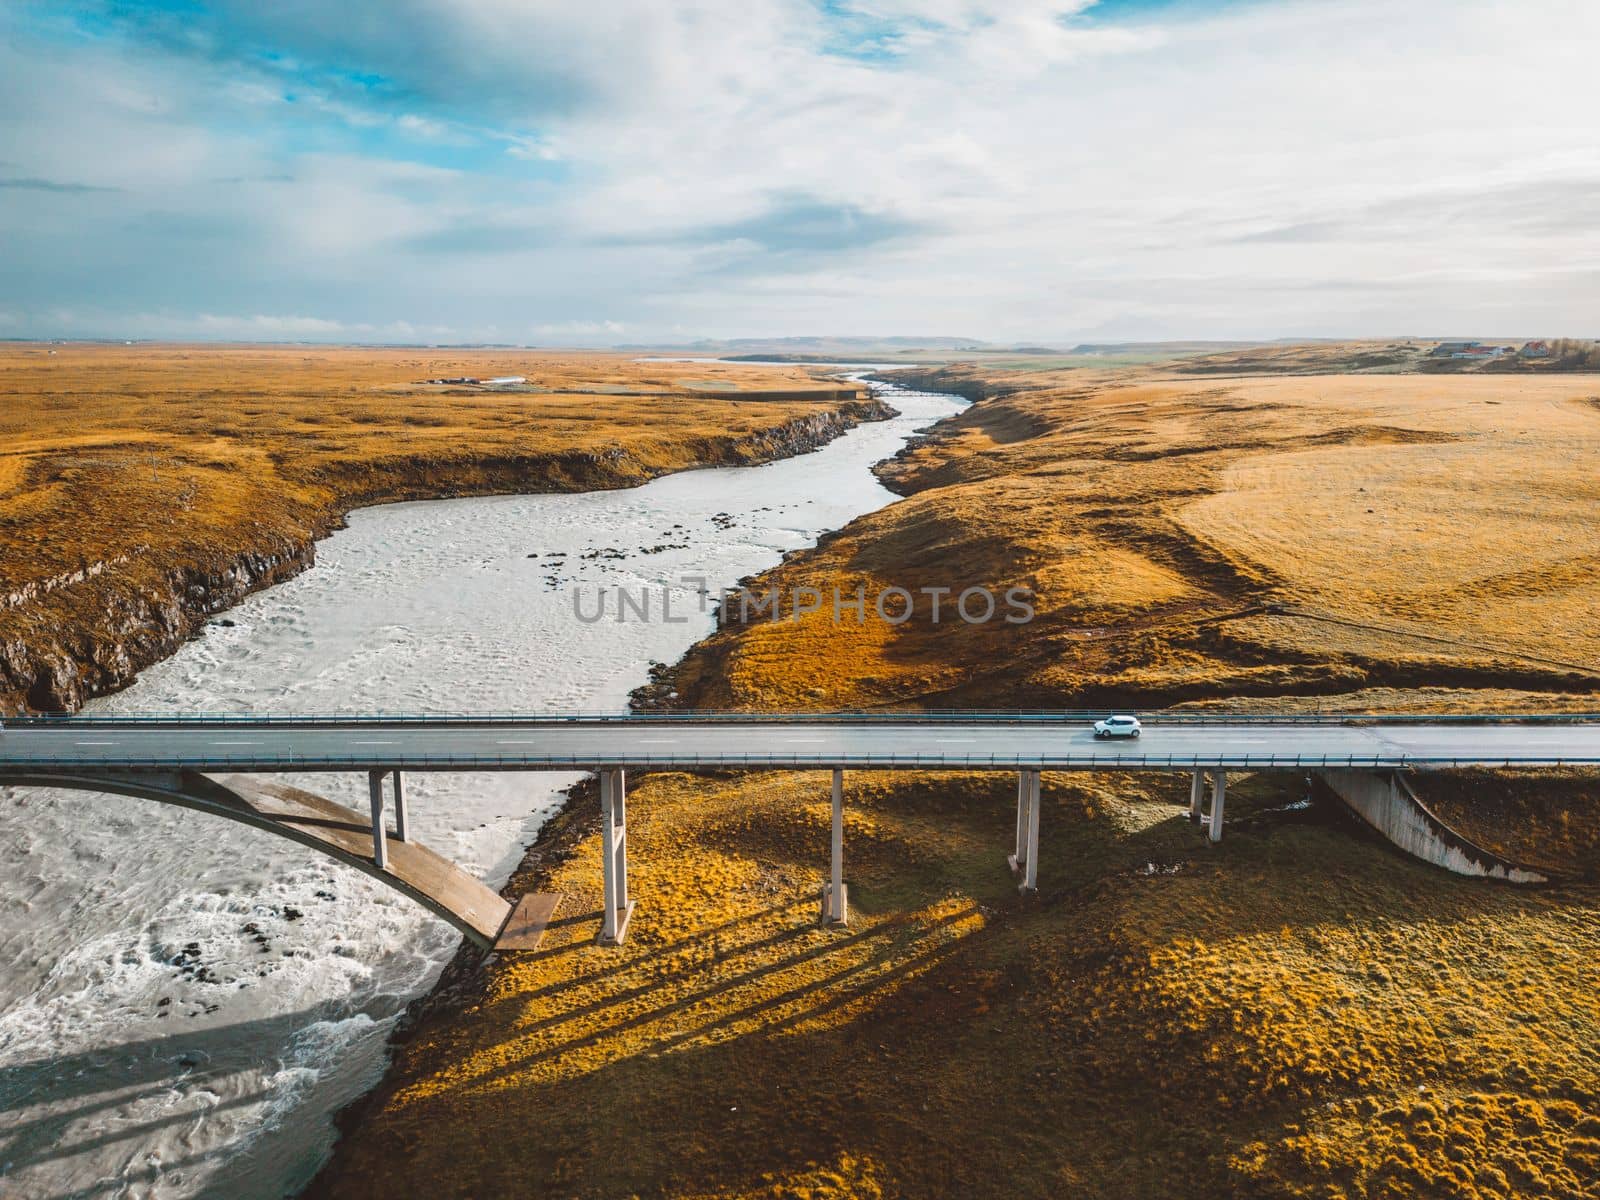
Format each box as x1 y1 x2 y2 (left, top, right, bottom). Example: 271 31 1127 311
327 907 1257 1200
312 765 1600 1198
468 900 982 1097
505 897 806 975
321 918 1033 1200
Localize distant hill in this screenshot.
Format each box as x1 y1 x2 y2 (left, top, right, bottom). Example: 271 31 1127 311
1067 340 1269 355
620 335 1071 363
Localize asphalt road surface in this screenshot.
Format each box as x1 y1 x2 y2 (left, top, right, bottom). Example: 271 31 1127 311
4 716 1599 773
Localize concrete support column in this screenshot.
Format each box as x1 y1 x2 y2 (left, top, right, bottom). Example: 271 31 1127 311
1188 769 1204 823
367 769 387 869
599 769 633 945
1022 769 1042 892
1012 771 1030 871
1010 769 1040 880
821 768 848 925
613 768 629 914
1208 770 1227 843
392 769 409 843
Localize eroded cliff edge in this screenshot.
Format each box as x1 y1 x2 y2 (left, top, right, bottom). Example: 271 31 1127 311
0 400 891 713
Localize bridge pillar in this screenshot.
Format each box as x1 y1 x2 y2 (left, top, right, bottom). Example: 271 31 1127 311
1208 770 1227 843
1009 770 1041 892
1023 769 1041 892
598 769 633 945
1188 769 1204 823
367 769 387 869
821 768 848 926
1010 771 1030 875
392 769 409 842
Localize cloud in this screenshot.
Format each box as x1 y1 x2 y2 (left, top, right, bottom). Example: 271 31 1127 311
1230 221 1348 245
6 308 474 341
402 217 557 255
0 176 121 193
601 192 926 257
533 319 625 336
191 312 349 336
3 0 1599 342
702 194 927 253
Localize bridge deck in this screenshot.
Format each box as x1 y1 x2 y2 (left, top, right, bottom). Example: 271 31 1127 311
4 716 1587 945
4 716 1600 771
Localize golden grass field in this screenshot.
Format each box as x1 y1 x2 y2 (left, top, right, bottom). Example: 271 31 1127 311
310 349 1600 1199
668 369 1600 712
318 768 1600 1199
6 343 1598 1197
0 343 877 711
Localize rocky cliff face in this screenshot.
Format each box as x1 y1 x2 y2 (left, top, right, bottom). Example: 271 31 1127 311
0 536 316 713
0 400 890 715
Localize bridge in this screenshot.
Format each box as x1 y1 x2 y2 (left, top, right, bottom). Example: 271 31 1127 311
3 712 1595 947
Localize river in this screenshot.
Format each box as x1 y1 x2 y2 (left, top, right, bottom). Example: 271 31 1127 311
0 377 962 1199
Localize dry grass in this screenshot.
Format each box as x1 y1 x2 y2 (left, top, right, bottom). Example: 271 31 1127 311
1174 376 1600 667
0 343 859 591
317 767 1600 1199
313 356 1600 1198
0 339 1552 1196
1415 769 1600 882
0 343 875 710
667 370 1600 712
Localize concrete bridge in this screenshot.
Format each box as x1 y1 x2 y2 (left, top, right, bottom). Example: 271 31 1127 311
3 712 1594 947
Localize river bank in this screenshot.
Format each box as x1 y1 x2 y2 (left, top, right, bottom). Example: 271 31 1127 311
308 354 1600 1198
0 344 887 714
0 359 959 1199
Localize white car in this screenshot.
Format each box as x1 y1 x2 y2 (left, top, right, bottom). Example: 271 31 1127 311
1092 714 1141 739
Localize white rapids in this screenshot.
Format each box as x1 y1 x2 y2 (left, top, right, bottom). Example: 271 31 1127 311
0 378 962 1199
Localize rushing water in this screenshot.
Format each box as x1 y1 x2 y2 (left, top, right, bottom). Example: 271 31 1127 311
0 379 962 1199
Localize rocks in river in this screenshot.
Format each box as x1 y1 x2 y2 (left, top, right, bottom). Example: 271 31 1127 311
283 906 303 922
169 940 218 983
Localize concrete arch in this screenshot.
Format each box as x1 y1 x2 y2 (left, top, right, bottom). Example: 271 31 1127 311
0 768 513 946
1317 769 1547 884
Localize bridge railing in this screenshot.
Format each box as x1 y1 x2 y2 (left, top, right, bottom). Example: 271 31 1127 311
10 708 1600 728
6 751 1600 771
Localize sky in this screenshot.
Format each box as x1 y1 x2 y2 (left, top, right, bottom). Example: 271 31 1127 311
0 0 1596 345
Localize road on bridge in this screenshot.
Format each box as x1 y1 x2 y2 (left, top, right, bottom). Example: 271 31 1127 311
4 716 1600 772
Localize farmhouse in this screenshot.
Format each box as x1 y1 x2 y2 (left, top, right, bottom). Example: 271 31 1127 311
1429 341 1507 359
